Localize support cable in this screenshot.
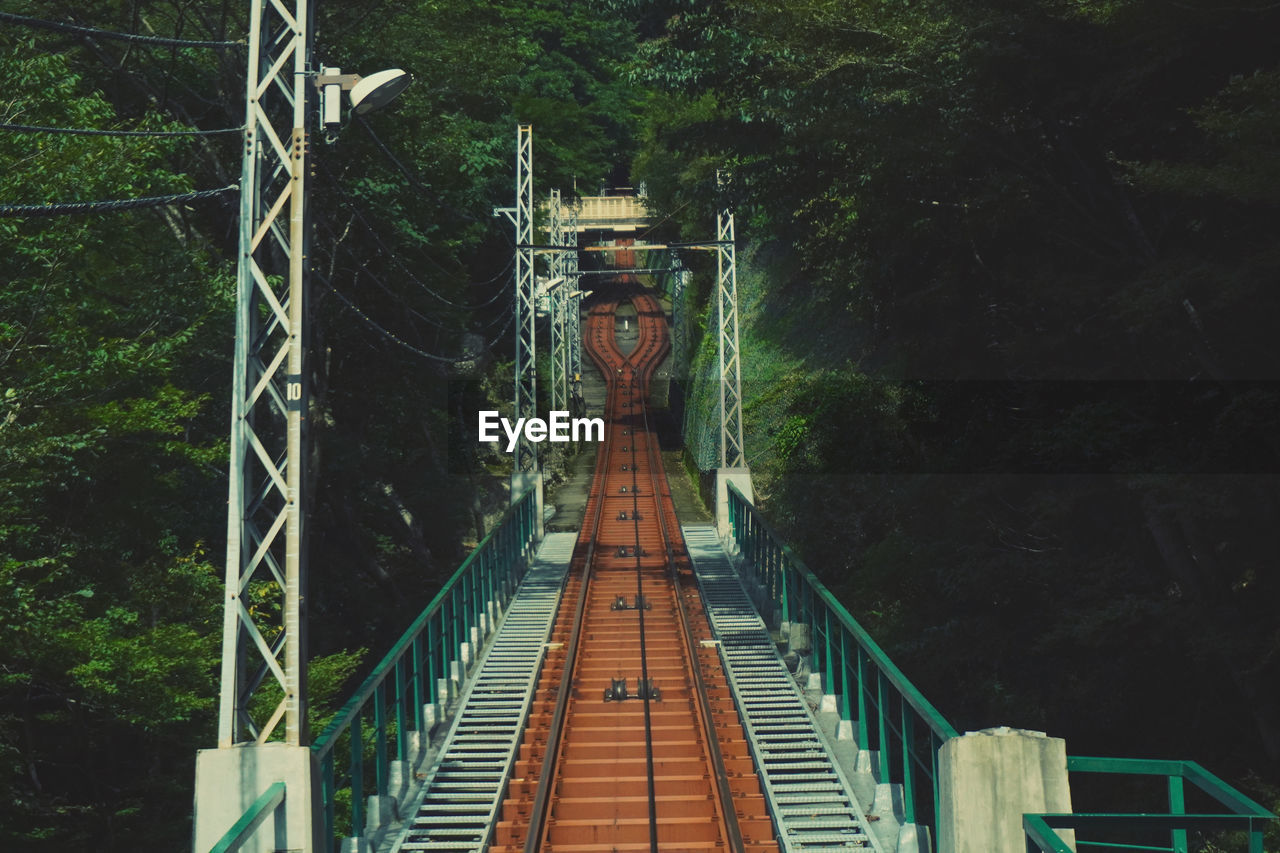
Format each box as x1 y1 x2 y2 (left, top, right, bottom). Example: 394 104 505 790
314 219 511 331
0 184 236 217
353 115 479 224
0 122 244 137
326 194 512 308
320 279 513 364
0 10 244 48
318 160 513 306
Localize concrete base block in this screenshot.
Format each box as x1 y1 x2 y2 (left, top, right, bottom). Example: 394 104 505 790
437 677 455 705
192 743 321 853
819 692 838 713
511 469 544 539
470 625 481 648
406 730 429 768
788 621 812 654
874 782 905 821
938 727 1073 853
714 467 754 540
388 760 412 808
340 837 373 853
365 794 397 848
836 719 855 742
422 702 440 736
897 822 928 853
450 658 464 685
857 748 880 782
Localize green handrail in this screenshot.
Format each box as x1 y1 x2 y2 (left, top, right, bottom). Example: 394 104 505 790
1024 758 1276 853
725 481 958 833
207 781 286 853
310 488 539 849
724 484 1277 853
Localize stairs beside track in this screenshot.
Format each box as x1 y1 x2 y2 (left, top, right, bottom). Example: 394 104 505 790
389 533 576 853
683 525 886 853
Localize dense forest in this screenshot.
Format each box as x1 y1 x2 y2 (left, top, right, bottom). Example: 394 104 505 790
621 0 1280 835
1 0 1277 849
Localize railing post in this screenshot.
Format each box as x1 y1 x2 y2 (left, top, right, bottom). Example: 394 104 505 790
1168 774 1187 853
856 647 870 750
394 656 407 761
412 632 425 732
877 669 892 783
839 627 853 725
823 606 834 697
902 705 916 824
350 712 364 839
374 682 388 795
322 753 335 852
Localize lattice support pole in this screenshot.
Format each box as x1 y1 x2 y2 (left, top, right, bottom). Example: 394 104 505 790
195 1 322 849
717 211 745 468
565 206 582 404
671 252 688 379
514 126 537 473
547 188 567 413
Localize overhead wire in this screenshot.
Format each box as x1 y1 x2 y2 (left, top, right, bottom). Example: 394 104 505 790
353 115 479 225
0 10 244 48
326 191 513 309
320 278 514 364
314 218 514 334
0 184 237 217
0 122 244 137
316 157 515 307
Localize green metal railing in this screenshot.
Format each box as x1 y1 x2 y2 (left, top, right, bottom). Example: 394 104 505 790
1025 757 1275 853
726 482 960 839
309 488 539 849
726 483 1277 852
207 782 286 853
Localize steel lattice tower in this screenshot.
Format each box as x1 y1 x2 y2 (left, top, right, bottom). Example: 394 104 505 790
512 126 537 472
565 206 582 388
671 252 688 379
717 211 745 468
218 0 314 749
547 188 567 413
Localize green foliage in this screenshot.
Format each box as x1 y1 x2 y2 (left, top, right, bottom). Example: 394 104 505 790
2 1 645 847
632 0 1280 811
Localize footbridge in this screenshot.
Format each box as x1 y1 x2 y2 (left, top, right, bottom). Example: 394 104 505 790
192 11 1273 846
197 283 1274 853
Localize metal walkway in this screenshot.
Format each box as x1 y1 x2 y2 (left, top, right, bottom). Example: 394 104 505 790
684 525 884 853
392 533 576 852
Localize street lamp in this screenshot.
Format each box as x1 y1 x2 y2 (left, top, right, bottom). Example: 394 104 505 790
317 66 411 136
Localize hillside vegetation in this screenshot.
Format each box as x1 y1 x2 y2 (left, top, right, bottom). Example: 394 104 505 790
2 0 1278 848
621 0 1280 819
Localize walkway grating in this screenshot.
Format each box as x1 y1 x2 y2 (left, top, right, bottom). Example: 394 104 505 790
391 533 575 853
684 525 884 853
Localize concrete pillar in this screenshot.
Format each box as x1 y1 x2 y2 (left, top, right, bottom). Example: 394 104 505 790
192 743 321 853
938 727 1074 853
714 467 753 540
511 469 544 540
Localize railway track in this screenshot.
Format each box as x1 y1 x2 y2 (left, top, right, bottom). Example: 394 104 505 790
491 282 779 853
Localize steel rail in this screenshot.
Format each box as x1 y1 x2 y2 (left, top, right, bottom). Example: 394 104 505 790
636 362 747 853
520 301 619 853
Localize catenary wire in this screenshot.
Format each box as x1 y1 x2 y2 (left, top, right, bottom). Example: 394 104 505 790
335 200 515 308
321 279 514 363
0 184 236 217
317 159 516 306
314 220 514 331
0 122 244 137
0 11 244 48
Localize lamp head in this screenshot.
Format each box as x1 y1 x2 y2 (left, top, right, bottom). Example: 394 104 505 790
350 68 411 114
